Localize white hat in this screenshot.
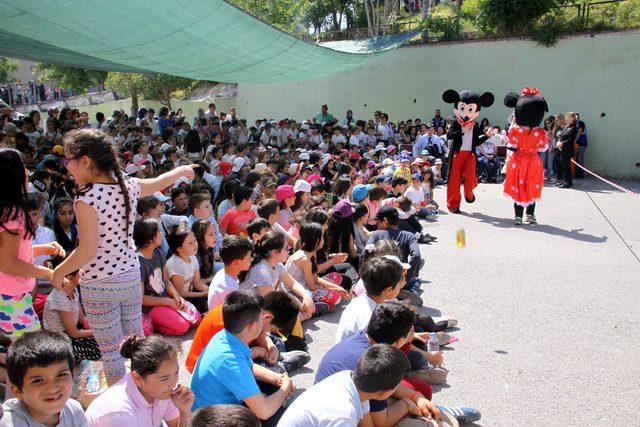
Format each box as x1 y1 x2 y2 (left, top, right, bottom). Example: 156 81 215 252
299 153 310 161
125 164 140 175
293 180 312 193
383 255 411 270
382 158 395 166
253 163 267 173
288 163 299 175
153 191 170 202
435 159 443 165
375 144 386 152
301 124 310 131
159 143 171 153
232 157 246 172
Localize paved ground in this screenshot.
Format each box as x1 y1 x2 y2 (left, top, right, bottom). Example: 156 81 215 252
175 176 640 426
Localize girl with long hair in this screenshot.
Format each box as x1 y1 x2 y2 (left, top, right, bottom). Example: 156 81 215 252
51 129 195 384
0 149 65 339
52 197 78 255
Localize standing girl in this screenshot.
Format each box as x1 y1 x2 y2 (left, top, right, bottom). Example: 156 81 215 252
0 149 66 339
51 129 195 384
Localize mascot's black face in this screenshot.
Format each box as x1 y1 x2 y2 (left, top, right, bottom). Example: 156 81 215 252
442 89 495 124
504 87 549 128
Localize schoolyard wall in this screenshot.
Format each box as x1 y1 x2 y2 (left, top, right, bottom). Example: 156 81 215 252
236 30 640 179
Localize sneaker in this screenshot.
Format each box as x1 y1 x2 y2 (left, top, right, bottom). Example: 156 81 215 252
406 367 448 385
312 302 330 318
436 332 451 346
422 232 437 241
526 214 537 224
397 289 423 307
438 406 482 424
280 350 311 373
514 217 523 226
445 319 458 329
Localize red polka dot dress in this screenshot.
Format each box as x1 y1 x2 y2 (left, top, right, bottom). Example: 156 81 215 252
503 125 547 206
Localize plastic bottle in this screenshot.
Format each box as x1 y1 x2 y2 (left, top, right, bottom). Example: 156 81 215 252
85 362 101 393
427 332 440 354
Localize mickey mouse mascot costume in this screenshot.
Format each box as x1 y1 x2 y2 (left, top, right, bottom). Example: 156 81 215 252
442 89 495 213
503 87 549 225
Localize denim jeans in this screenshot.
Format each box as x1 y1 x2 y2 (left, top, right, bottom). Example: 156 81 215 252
539 149 555 178
478 156 501 179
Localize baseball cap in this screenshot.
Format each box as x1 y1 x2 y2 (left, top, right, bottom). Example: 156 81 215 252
351 184 373 203
386 145 397 153
332 199 354 219
399 155 410 163
412 173 424 181
382 255 411 270
218 161 232 176
153 191 171 202
421 149 430 156
299 153 310 161
160 143 172 153
412 158 425 165
125 164 140 176
306 173 324 183
293 180 312 193
232 157 246 172
288 163 299 176
376 205 400 222
276 185 296 203
367 160 376 168
435 159 443 165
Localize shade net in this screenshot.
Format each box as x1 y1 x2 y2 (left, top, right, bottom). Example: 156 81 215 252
0 0 415 83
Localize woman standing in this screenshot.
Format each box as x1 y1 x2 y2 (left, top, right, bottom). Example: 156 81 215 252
556 112 578 189
541 116 556 180
553 114 566 184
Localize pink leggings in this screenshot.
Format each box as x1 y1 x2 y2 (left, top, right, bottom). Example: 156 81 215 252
147 306 192 336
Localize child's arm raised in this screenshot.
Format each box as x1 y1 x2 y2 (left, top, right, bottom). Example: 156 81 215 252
138 164 197 197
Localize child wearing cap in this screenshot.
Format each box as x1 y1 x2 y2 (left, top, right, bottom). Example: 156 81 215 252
351 184 373 204
275 185 296 231
393 156 412 182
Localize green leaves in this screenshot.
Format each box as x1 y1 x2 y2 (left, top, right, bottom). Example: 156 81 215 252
33 63 107 94
0 57 19 83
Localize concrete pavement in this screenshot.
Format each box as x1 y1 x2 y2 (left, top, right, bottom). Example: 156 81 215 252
176 176 640 426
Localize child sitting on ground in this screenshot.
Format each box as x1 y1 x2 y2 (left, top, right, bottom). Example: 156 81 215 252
246 218 270 244
256 198 297 247
134 218 201 336
85 334 194 426
43 268 102 361
192 219 223 281
190 290 295 427
277 344 409 427
2 330 87 426
186 291 307 375
219 186 258 236
166 225 209 314
285 222 350 312
207 235 253 310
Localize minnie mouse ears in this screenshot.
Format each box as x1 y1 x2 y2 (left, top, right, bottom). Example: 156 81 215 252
442 89 495 108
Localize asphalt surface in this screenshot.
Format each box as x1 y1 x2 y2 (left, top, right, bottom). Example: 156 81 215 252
176 176 640 426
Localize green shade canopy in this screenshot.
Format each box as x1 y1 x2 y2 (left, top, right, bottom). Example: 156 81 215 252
0 0 414 83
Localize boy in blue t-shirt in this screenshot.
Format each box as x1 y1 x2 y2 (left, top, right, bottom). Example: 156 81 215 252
190 290 294 426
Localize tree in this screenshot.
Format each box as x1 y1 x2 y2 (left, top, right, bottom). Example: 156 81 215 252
33 63 107 94
104 72 146 116
0 57 19 83
466 0 568 36
362 0 402 36
140 74 192 111
228 0 312 35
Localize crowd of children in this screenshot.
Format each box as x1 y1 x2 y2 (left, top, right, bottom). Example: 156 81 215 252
0 103 486 426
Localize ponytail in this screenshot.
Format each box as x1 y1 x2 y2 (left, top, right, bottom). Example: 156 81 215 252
114 163 132 237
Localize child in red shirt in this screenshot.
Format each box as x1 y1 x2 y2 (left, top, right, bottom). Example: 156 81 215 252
218 186 257 237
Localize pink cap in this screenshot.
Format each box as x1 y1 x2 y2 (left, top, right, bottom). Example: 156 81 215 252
306 173 324 183
276 185 296 203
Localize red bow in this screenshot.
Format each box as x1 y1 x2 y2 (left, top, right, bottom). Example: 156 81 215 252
521 86 540 97
456 118 475 128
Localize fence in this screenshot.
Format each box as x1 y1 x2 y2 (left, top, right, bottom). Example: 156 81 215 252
0 81 77 108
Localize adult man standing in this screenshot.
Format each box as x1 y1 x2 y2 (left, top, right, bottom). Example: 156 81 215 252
432 109 446 130
314 104 335 124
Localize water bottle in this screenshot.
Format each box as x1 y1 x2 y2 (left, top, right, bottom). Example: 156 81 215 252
85 362 101 393
427 332 440 353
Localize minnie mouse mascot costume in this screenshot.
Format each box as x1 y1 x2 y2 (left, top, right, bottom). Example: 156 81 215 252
442 89 495 213
503 87 549 225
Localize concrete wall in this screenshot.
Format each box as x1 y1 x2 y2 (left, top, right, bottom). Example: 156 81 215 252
236 31 640 179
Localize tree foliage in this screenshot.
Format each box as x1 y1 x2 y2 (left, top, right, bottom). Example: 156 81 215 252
33 63 107 94
104 72 193 111
0 57 20 83
466 0 568 36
